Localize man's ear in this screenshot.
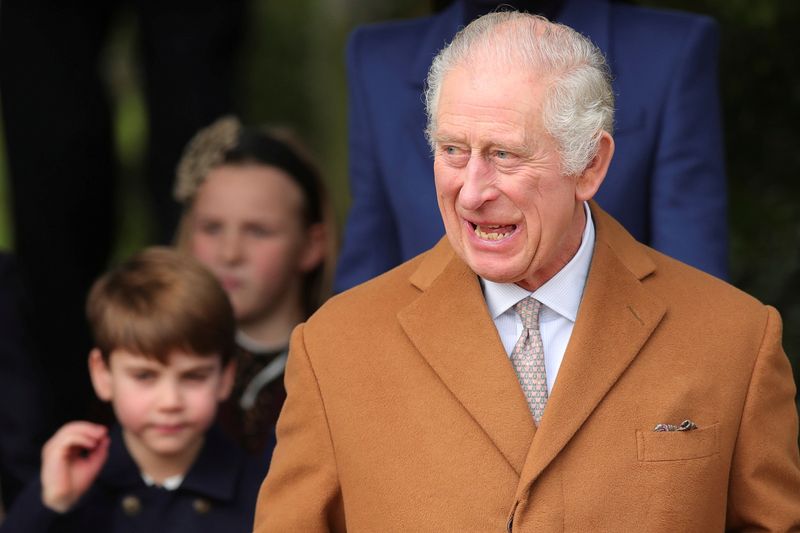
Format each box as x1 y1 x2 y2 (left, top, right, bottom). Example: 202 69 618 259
575 131 615 202
88 348 113 402
217 360 237 402
298 222 326 273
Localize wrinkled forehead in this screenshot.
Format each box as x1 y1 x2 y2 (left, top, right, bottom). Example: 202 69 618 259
436 62 551 130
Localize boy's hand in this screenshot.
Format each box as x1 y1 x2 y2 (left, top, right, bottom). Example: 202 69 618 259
41 421 110 513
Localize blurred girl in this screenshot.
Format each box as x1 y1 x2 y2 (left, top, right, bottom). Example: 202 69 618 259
173 116 335 457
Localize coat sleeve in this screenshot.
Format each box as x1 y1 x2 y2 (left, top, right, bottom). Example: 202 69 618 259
649 16 729 280
726 306 800 529
252 324 345 532
333 27 403 293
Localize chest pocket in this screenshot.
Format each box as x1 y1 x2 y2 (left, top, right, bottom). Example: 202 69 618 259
636 423 719 462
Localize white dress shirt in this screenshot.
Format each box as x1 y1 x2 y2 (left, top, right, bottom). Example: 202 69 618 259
481 202 595 394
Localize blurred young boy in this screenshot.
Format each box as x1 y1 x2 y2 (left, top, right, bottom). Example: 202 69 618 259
1 247 264 533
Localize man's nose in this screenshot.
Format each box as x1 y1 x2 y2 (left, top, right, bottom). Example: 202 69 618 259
458 154 499 210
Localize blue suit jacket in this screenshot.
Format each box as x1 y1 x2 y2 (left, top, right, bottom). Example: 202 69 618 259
335 0 728 291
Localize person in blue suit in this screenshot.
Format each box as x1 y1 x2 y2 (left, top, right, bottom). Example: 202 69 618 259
335 0 728 291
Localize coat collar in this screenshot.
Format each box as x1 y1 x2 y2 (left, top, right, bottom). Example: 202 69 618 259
399 239 536 476
400 202 665 486
408 0 613 88
99 425 247 502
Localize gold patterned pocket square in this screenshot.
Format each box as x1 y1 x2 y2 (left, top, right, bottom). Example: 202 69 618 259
653 419 698 432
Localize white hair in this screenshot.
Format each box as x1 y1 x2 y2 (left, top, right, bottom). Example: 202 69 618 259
424 11 614 176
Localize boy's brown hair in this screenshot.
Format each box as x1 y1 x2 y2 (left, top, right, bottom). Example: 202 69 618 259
86 247 236 365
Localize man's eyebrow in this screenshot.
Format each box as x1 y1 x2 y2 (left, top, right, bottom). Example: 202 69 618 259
431 133 465 144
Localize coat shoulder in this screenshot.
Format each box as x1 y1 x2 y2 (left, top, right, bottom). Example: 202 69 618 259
311 252 427 330
643 247 772 345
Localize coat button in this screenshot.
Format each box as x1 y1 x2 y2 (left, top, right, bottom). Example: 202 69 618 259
193 498 212 515
121 495 142 516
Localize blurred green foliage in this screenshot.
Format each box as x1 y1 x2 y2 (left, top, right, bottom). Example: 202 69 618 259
0 0 797 388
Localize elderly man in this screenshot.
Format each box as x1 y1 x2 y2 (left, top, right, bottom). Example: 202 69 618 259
254 12 800 531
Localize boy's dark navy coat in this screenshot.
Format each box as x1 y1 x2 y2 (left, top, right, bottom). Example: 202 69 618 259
1 425 264 533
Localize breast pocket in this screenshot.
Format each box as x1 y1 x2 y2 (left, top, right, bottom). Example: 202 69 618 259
636 423 719 462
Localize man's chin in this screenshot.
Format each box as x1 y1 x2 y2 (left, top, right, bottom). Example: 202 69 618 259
471 264 526 285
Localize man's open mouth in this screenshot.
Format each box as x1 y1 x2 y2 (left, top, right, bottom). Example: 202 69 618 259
472 223 516 240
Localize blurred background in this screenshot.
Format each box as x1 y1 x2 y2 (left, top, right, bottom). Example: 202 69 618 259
0 0 797 392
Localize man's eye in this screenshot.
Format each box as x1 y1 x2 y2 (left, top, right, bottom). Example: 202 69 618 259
184 372 210 383
132 371 155 382
495 150 513 160
443 144 468 155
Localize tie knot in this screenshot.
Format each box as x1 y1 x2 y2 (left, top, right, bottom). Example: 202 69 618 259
514 297 542 331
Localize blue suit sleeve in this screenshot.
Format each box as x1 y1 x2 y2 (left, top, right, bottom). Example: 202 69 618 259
649 17 729 279
334 28 403 292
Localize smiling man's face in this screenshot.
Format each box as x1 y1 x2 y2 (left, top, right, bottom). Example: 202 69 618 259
432 62 588 291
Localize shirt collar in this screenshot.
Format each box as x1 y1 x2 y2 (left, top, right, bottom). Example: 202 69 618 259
482 202 595 322
142 472 184 491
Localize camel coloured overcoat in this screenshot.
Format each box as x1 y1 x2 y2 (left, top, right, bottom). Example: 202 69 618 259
255 203 800 531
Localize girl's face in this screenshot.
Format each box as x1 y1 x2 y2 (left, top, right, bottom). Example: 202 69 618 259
189 164 322 329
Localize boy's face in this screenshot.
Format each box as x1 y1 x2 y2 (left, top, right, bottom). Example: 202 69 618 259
89 348 234 463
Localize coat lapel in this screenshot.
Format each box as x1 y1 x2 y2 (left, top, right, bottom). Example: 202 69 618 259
398 240 535 475
515 204 666 496
398 206 666 490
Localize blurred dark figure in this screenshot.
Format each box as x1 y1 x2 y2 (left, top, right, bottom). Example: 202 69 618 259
435 0 563 18
0 0 244 426
0 254 50 510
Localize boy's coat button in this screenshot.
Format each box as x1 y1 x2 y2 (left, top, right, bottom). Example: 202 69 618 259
121 495 142 516
193 498 212 515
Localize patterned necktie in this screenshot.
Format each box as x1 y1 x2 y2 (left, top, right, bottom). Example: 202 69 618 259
511 297 548 424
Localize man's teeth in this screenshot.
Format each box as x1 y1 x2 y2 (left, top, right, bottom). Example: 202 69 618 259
474 225 512 240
